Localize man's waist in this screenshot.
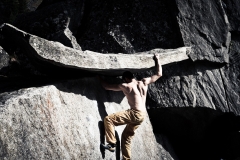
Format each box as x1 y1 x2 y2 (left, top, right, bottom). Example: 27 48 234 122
130 108 146 113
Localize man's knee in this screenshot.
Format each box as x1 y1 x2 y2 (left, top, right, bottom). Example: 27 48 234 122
104 116 112 124
122 130 135 141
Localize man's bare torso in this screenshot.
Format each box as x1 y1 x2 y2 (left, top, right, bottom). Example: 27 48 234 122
121 79 148 112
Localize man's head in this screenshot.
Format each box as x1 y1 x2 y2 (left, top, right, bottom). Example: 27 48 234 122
122 71 134 83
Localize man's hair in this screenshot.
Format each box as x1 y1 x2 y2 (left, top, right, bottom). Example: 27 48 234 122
122 71 134 80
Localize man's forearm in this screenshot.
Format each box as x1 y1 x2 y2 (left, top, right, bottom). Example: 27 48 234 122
156 59 162 77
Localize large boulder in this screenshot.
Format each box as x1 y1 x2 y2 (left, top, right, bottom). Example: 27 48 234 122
0 77 175 160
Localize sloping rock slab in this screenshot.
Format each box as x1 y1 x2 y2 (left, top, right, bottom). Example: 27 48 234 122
0 78 175 159
0 23 190 75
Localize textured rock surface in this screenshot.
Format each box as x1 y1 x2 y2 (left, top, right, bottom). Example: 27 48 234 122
175 0 231 63
77 0 184 53
218 0 240 115
26 0 43 11
136 60 231 112
14 0 84 49
222 0 240 31
0 46 9 71
0 24 190 75
0 78 175 160
51 28 81 50
219 32 240 114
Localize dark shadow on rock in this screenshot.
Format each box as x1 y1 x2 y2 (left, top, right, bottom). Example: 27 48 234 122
54 77 125 105
97 93 108 159
96 90 121 160
115 131 121 160
98 121 106 159
148 107 240 160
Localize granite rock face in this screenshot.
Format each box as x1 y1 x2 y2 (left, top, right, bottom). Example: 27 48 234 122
0 46 9 71
0 78 174 160
136 60 232 112
77 0 184 53
222 0 240 32
14 0 84 50
218 0 240 115
26 0 43 11
219 34 240 114
175 0 231 63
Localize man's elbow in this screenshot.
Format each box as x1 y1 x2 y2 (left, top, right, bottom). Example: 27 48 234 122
157 72 162 77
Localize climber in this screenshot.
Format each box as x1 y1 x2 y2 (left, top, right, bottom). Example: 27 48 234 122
98 53 162 160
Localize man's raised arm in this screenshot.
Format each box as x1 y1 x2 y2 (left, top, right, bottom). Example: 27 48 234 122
142 54 162 85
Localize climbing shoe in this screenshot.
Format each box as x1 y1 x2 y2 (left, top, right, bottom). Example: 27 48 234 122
101 143 116 152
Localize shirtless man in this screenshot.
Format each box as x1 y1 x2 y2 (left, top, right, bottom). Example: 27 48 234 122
99 54 162 160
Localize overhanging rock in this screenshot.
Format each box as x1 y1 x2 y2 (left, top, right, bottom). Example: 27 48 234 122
0 23 190 75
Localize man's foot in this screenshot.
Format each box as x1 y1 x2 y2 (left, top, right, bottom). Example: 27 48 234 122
101 143 116 152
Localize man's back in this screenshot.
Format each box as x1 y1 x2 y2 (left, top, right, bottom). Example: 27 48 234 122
121 79 148 111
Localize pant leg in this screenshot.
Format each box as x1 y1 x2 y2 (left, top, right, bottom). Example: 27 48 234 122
121 123 140 160
104 110 133 144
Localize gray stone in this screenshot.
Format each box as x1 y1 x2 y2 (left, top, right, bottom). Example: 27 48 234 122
0 23 190 75
0 46 9 70
222 0 240 31
14 0 84 50
0 77 175 160
26 0 43 11
137 61 230 113
51 28 82 50
219 33 240 114
175 0 231 63
77 0 184 53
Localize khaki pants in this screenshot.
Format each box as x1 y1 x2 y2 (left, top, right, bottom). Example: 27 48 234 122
104 109 146 160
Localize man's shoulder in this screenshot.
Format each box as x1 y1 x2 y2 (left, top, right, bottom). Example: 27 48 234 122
119 82 130 89
138 79 149 86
